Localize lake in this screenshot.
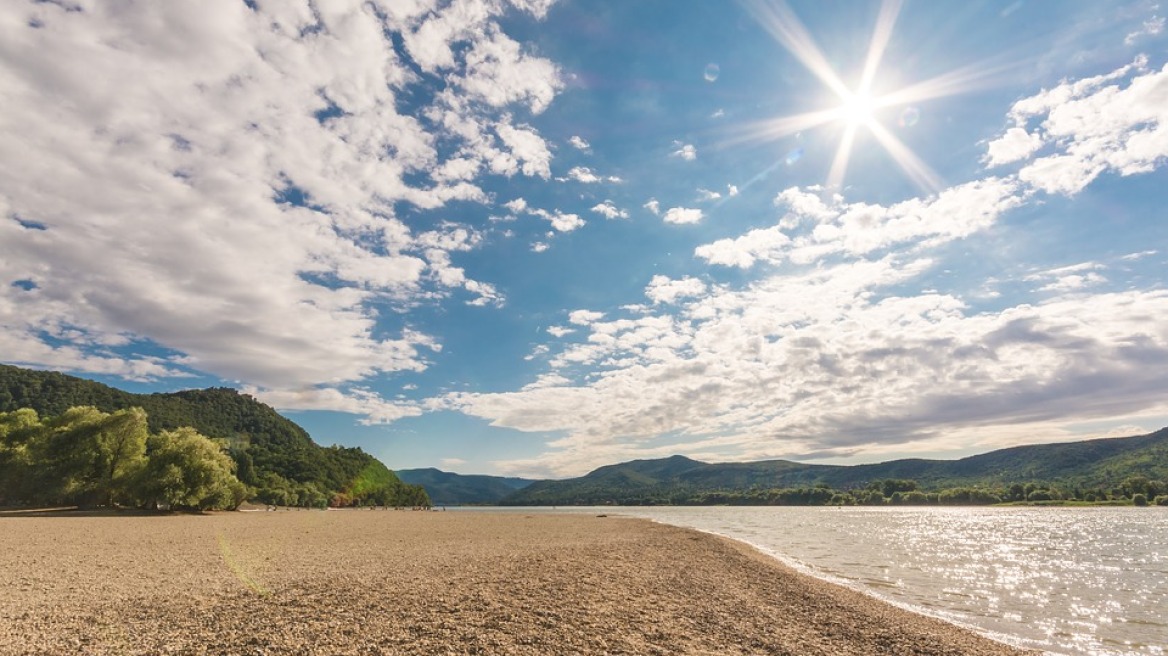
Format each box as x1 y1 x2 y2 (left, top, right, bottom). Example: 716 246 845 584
466 506 1167 655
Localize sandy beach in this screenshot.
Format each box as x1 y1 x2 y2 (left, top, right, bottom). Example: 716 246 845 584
0 510 1031 655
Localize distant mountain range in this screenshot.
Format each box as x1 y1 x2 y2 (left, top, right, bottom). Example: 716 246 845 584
501 429 1168 505
396 468 535 505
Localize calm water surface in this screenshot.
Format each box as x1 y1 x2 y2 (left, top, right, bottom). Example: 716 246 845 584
471 506 1167 655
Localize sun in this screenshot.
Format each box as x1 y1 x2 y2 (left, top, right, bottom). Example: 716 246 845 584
839 90 878 128
732 0 1003 193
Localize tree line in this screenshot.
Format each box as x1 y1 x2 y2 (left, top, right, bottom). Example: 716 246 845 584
524 477 1168 507
0 406 429 511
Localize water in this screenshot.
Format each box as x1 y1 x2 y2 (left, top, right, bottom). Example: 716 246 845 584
467 506 1167 654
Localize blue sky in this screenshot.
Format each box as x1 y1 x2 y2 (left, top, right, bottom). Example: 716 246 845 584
2 0 1167 477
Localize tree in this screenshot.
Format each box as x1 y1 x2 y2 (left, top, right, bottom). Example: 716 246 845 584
31 406 148 507
135 427 247 511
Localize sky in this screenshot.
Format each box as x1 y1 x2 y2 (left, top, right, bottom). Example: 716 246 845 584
2 0 1168 478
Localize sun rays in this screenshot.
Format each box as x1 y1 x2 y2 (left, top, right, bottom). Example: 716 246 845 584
733 0 1002 193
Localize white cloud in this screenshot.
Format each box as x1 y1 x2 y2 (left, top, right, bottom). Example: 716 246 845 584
445 251 1168 475
568 309 604 325
696 188 722 202
663 207 704 225
504 198 529 213
496 122 554 178
0 0 561 412
503 198 584 232
531 241 550 253
558 166 621 184
547 325 575 338
695 226 791 268
643 198 661 215
988 58 1168 196
591 200 629 220
250 386 422 425
727 184 739 197
1025 262 1108 293
671 142 697 161
568 135 590 150
696 179 1021 268
1122 250 1158 260
540 209 584 232
1125 16 1164 45
984 127 1043 167
440 457 468 469
645 276 707 304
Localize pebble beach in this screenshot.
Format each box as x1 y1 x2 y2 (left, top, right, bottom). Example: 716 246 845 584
0 510 1032 655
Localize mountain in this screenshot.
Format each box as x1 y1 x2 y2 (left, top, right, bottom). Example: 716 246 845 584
396 468 534 505
0 364 427 506
501 428 1168 505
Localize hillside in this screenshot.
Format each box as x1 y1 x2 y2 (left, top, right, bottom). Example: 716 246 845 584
395 468 534 505
0 364 427 507
502 428 1168 505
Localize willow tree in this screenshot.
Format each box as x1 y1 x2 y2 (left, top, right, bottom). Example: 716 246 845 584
31 406 148 507
136 427 247 511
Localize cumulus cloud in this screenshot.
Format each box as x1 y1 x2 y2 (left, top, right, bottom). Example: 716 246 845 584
591 200 629 220
696 188 722 202
0 0 561 415
663 207 704 225
558 166 621 184
445 252 1168 476
568 135 590 150
643 198 661 215
503 198 584 232
696 179 1022 268
645 276 707 304
984 127 1043 167
568 310 604 325
546 325 575 338
986 58 1168 196
250 386 422 426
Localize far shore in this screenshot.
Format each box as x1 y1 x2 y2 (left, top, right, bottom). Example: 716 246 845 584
1 510 1033 655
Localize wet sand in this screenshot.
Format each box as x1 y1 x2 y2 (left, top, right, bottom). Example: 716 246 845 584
0 510 1032 655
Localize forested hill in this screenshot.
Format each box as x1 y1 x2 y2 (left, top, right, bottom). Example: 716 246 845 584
0 364 427 507
396 468 534 505
502 429 1168 506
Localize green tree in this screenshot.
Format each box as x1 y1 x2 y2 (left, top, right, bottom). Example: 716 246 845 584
135 427 247 511
31 406 148 507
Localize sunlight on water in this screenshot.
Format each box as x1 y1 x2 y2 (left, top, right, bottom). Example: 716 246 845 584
563 507 1167 655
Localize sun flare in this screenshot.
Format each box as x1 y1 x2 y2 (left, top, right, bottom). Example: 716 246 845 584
734 0 1005 193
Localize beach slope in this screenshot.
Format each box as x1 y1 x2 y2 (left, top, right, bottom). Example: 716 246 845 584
0 511 1030 655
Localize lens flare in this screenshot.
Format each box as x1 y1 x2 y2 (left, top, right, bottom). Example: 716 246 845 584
704 63 720 82
730 0 1011 193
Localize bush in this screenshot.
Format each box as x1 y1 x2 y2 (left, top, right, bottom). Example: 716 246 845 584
1154 495 1168 506
1132 493 1148 507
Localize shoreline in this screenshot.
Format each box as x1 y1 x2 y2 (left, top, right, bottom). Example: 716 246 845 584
1 510 1035 655
675 523 1036 654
